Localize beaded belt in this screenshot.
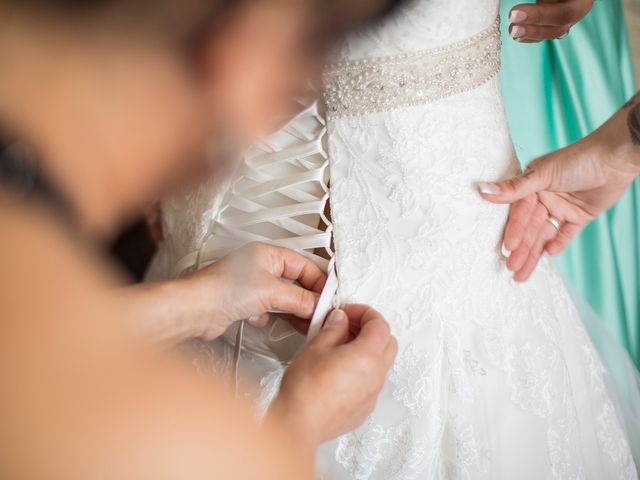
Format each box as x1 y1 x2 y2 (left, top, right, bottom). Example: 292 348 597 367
323 18 501 118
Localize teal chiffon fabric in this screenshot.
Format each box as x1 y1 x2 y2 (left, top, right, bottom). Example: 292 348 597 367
500 1 640 367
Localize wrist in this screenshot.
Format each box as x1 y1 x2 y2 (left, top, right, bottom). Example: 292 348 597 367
595 107 640 177
268 390 319 450
155 278 209 343
175 271 228 341
613 142 640 176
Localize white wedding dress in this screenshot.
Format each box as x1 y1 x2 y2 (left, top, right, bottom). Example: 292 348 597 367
147 0 638 478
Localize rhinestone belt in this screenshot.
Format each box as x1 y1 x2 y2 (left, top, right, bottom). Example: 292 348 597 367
323 18 501 118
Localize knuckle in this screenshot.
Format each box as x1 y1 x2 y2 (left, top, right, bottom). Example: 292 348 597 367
255 275 275 303
529 249 541 263
509 217 527 234
298 288 313 314
389 337 399 358
370 375 386 398
505 177 520 192
376 319 391 340
358 353 378 374
246 242 272 259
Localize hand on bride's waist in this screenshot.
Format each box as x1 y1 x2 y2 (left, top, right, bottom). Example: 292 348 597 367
479 93 640 281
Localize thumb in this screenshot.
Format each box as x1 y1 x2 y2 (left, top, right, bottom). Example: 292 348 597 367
478 158 551 204
310 309 350 348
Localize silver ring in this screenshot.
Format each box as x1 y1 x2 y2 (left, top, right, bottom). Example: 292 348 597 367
547 216 561 231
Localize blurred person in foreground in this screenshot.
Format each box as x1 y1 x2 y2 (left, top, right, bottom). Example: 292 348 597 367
0 0 402 478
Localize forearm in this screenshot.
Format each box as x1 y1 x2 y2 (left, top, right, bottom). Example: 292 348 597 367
265 394 318 457
118 278 215 345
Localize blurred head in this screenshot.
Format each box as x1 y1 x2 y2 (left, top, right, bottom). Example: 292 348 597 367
0 0 403 237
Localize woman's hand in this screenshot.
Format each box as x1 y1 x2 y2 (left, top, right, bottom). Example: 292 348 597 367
186 243 327 340
508 0 594 43
122 243 326 344
268 305 398 447
478 95 640 281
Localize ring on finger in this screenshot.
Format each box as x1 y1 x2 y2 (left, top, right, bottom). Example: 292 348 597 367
547 216 561 231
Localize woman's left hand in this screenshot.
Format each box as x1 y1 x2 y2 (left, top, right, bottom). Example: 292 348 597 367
507 0 594 43
478 95 640 282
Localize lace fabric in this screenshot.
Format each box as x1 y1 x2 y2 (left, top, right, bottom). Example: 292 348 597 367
318 72 636 480
147 1 639 478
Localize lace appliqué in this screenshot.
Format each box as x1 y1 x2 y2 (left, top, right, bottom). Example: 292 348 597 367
323 18 501 118
597 404 637 480
335 420 432 480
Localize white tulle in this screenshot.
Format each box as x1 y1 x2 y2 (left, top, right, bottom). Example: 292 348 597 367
567 285 640 462
146 0 639 478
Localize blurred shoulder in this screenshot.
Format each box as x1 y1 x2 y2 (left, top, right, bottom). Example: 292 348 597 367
0 198 114 285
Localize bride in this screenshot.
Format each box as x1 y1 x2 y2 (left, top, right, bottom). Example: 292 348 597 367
147 0 638 478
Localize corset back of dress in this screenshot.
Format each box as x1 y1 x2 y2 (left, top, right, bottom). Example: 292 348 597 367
149 0 508 359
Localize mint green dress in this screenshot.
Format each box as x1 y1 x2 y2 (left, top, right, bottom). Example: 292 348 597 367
500 1 640 367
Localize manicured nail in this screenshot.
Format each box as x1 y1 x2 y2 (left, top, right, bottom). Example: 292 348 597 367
326 309 347 326
247 315 261 325
477 182 501 195
510 25 525 39
509 9 527 23
501 243 512 258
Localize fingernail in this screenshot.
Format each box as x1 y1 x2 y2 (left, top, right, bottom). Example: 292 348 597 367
325 309 347 326
477 182 501 195
501 243 512 258
247 315 261 325
510 25 525 39
509 9 527 23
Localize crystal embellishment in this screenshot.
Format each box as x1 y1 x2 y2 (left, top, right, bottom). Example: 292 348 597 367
323 18 501 118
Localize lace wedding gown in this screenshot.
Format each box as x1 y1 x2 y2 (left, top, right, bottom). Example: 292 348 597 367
147 0 638 478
